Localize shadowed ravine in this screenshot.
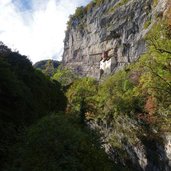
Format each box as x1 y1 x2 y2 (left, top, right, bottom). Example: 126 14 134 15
0 0 171 170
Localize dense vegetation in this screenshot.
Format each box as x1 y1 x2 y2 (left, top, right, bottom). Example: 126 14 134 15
65 20 171 165
34 59 61 76
53 68 79 87
0 43 123 170
9 114 119 171
1 3 171 171
0 43 67 170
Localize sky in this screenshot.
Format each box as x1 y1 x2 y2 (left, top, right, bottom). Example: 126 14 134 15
0 0 91 63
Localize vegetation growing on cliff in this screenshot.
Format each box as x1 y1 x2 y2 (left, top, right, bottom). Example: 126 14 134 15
65 20 171 163
1 2 171 171
67 0 106 29
108 0 129 13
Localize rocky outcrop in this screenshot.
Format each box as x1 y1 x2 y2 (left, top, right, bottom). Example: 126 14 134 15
87 119 171 171
63 0 168 79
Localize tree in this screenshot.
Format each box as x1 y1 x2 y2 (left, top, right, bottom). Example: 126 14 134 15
66 77 98 120
0 43 67 170
53 68 78 87
9 113 117 171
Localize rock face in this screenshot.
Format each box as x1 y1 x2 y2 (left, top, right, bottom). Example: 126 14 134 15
63 0 168 79
62 0 171 170
88 119 171 171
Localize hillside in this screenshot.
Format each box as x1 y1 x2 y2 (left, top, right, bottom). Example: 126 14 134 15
0 43 123 170
34 59 61 76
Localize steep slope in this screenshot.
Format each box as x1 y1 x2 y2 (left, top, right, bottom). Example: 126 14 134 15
63 0 168 79
0 43 67 170
66 18 171 170
63 0 171 170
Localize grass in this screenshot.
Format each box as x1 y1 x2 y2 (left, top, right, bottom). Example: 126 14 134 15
108 0 129 13
144 19 152 29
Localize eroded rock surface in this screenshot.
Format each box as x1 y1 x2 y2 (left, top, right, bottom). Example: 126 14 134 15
63 0 168 79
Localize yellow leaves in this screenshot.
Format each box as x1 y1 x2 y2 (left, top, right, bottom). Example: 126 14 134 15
166 2 171 28
145 96 157 115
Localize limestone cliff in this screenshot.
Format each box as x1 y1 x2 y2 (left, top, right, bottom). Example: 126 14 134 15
63 0 168 79
62 1 171 170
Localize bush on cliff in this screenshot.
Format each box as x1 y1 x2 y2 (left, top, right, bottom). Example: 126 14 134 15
65 20 171 157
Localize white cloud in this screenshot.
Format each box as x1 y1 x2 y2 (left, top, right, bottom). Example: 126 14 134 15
0 0 91 63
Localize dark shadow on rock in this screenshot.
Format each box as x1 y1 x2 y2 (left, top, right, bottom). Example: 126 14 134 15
140 136 171 171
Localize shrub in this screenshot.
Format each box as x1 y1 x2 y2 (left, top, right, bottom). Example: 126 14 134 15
9 113 117 171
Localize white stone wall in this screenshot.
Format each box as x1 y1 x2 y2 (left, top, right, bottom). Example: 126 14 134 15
100 59 112 75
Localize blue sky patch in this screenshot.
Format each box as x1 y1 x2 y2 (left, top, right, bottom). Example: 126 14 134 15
12 0 32 11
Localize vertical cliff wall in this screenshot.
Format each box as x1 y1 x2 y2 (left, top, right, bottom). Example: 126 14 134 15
63 0 168 79
62 1 171 170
